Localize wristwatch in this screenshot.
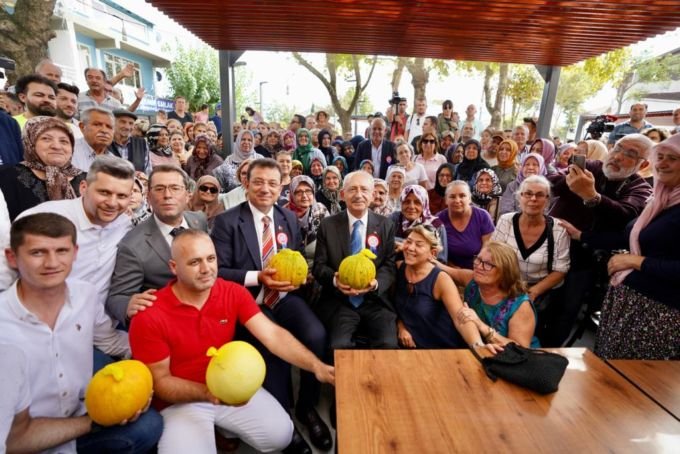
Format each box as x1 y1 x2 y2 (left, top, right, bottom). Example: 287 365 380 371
583 193 602 207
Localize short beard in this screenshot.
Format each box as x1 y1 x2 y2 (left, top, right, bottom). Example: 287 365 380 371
28 103 56 116
603 163 637 181
56 108 73 120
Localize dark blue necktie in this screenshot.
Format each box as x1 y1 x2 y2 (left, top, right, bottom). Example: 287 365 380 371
349 220 364 307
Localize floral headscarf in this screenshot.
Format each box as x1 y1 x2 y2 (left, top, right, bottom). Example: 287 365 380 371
516 152 547 183
398 184 441 234
281 130 297 151
21 116 81 201
286 175 328 245
471 168 503 204
147 124 172 157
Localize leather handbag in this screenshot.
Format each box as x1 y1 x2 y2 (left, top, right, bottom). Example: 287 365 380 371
472 343 569 394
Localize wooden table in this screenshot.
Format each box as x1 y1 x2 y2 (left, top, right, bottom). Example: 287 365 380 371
335 348 680 453
607 359 680 421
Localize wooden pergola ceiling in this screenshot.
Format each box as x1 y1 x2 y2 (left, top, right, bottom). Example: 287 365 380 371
148 0 680 66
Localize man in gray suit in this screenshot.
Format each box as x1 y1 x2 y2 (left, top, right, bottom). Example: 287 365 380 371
106 165 207 325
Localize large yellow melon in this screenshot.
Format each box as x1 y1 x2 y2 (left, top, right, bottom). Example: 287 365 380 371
269 249 308 287
338 248 377 290
85 360 153 426
205 341 266 405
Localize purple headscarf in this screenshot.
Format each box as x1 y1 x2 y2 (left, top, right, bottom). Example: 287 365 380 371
531 138 555 166
399 184 441 232
516 152 547 183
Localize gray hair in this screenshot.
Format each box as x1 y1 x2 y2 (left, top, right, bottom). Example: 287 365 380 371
396 141 414 157
86 155 135 183
516 175 551 205
616 133 654 161
81 107 115 126
513 125 529 135
343 170 374 189
445 180 471 197
35 58 62 76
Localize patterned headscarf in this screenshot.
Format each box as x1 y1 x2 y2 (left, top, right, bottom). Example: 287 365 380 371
399 184 441 234
147 123 172 157
471 168 503 204
21 116 81 201
281 130 297 151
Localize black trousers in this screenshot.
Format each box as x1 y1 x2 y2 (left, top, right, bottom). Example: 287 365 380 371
329 300 398 351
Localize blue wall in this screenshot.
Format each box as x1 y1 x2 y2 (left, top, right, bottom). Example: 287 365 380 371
75 32 99 68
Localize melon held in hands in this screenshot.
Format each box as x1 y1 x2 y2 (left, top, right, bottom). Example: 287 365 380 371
338 248 377 290
85 360 153 426
206 341 266 405
269 249 308 287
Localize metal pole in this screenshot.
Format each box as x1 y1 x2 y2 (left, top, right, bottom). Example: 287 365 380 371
259 81 268 117
218 50 233 157
535 65 562 139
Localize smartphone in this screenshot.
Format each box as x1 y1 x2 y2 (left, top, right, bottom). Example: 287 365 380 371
570 154 586 170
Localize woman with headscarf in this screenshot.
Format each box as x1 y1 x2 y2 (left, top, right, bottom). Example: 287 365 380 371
370 178 392 216
491 139 519 192
188 175 225 231
555 143 577 170
428 163 455 215
293 128 327 175
185 134 224 182
332 155 348 177
385 165 406 213
147 124 176 168
253 131 270 158
285 175 330 268
529 138 556 171
359 159 375 175
576 139 608 163
0 116 84 221
290 159 303 178
340 140 356 170
454 139 490 187
128 174 151 226
221 159 252 211
317 129 336 165
499 152 547 215
390 185 448 263
471 168 503 224
281 130 296 152
212 129 261 192
264 130 283 157
315 165 345 215
309 156 326 190
560 134 680 360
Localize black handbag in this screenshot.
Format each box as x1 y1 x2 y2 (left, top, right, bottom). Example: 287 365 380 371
471 343 569 394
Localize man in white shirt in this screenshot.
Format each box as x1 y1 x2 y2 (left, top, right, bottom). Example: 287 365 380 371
72 107 115 172
18 155 135 309
0 190 16 291
405 96 428 141
0 213 162 453
459 104 484 140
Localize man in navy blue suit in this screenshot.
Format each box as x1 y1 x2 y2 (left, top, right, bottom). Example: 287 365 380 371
210 158 331 453
353 117 396 179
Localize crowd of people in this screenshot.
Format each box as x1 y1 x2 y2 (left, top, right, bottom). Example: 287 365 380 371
0 59 679 454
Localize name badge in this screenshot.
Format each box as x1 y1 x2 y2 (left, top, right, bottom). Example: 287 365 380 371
276 231 288 249
367 233 380 253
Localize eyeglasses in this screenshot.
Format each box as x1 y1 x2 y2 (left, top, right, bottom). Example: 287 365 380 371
151 185 186 195
199 185 219 194
294 189 314 197
611 145 642 161
473 255 496 271
520 191 548 200
422 139 436 144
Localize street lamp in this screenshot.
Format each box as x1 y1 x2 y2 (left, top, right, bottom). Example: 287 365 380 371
259 81 268 115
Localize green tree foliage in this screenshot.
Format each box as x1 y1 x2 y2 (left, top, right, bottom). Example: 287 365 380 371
505 65 543 127
341 88 374 116
291 53 378 134
0 0 57 80
165 42 222 112
263 100 296 125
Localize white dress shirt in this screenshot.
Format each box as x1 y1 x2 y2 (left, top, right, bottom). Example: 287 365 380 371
347 210 369 249
0 190 17 291
72 137 115 172
154 215 190 248
243 202 287 304
370 141 383 178
0 279 129 454
18 198 133 309
0 344 30 453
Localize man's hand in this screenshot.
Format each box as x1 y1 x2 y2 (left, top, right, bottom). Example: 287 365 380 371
127 289 157 319
258 268 297 292
313 363 335 386
334 273 377 296
566 165 598 200
135 87 146 100
119 393 153 425
121 63 135 78
557 218 582 241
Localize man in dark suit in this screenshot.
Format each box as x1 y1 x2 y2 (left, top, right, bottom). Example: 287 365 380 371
106 165 208 326
313 170 398 350
353 117 396 179
211 158 330 454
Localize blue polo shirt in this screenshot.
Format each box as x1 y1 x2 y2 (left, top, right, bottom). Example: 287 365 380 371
607 120 653 144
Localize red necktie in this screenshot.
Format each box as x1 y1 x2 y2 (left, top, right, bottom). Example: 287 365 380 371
261 216 280 309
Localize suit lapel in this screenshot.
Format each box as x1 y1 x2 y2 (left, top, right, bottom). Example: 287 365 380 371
337 211 351 259
143 218 171 263
273 207 292 250
366 211 382 252
238 203 262 268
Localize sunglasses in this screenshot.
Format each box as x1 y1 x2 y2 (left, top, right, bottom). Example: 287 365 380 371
422 139 436 144
199 185 219 194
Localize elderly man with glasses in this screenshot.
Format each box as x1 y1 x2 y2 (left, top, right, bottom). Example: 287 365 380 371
545 133 654 346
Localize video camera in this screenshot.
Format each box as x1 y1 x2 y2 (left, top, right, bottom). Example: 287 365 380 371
389 91 405 108
585 114 617 140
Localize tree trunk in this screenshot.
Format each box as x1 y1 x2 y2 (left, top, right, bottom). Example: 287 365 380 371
391 58 406 92
615 71 635 113
0 0 57 81
406 58 429 100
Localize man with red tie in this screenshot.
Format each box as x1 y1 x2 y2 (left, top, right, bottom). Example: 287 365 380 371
210 158 330 453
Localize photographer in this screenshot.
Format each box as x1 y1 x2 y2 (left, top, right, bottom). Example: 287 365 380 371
386 94 408 141
546 134 653 346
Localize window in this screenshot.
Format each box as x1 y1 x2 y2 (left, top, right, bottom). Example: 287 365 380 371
103 53 142 88
78 44 92 70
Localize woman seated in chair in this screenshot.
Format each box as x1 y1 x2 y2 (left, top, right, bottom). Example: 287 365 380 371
441 241 540 348
395 225 500 352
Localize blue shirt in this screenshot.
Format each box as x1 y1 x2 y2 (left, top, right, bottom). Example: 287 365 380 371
607 120 653 144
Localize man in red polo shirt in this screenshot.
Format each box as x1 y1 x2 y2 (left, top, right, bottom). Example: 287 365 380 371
129 229 334 453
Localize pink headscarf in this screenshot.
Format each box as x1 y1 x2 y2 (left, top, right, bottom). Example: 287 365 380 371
611 134 680 285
